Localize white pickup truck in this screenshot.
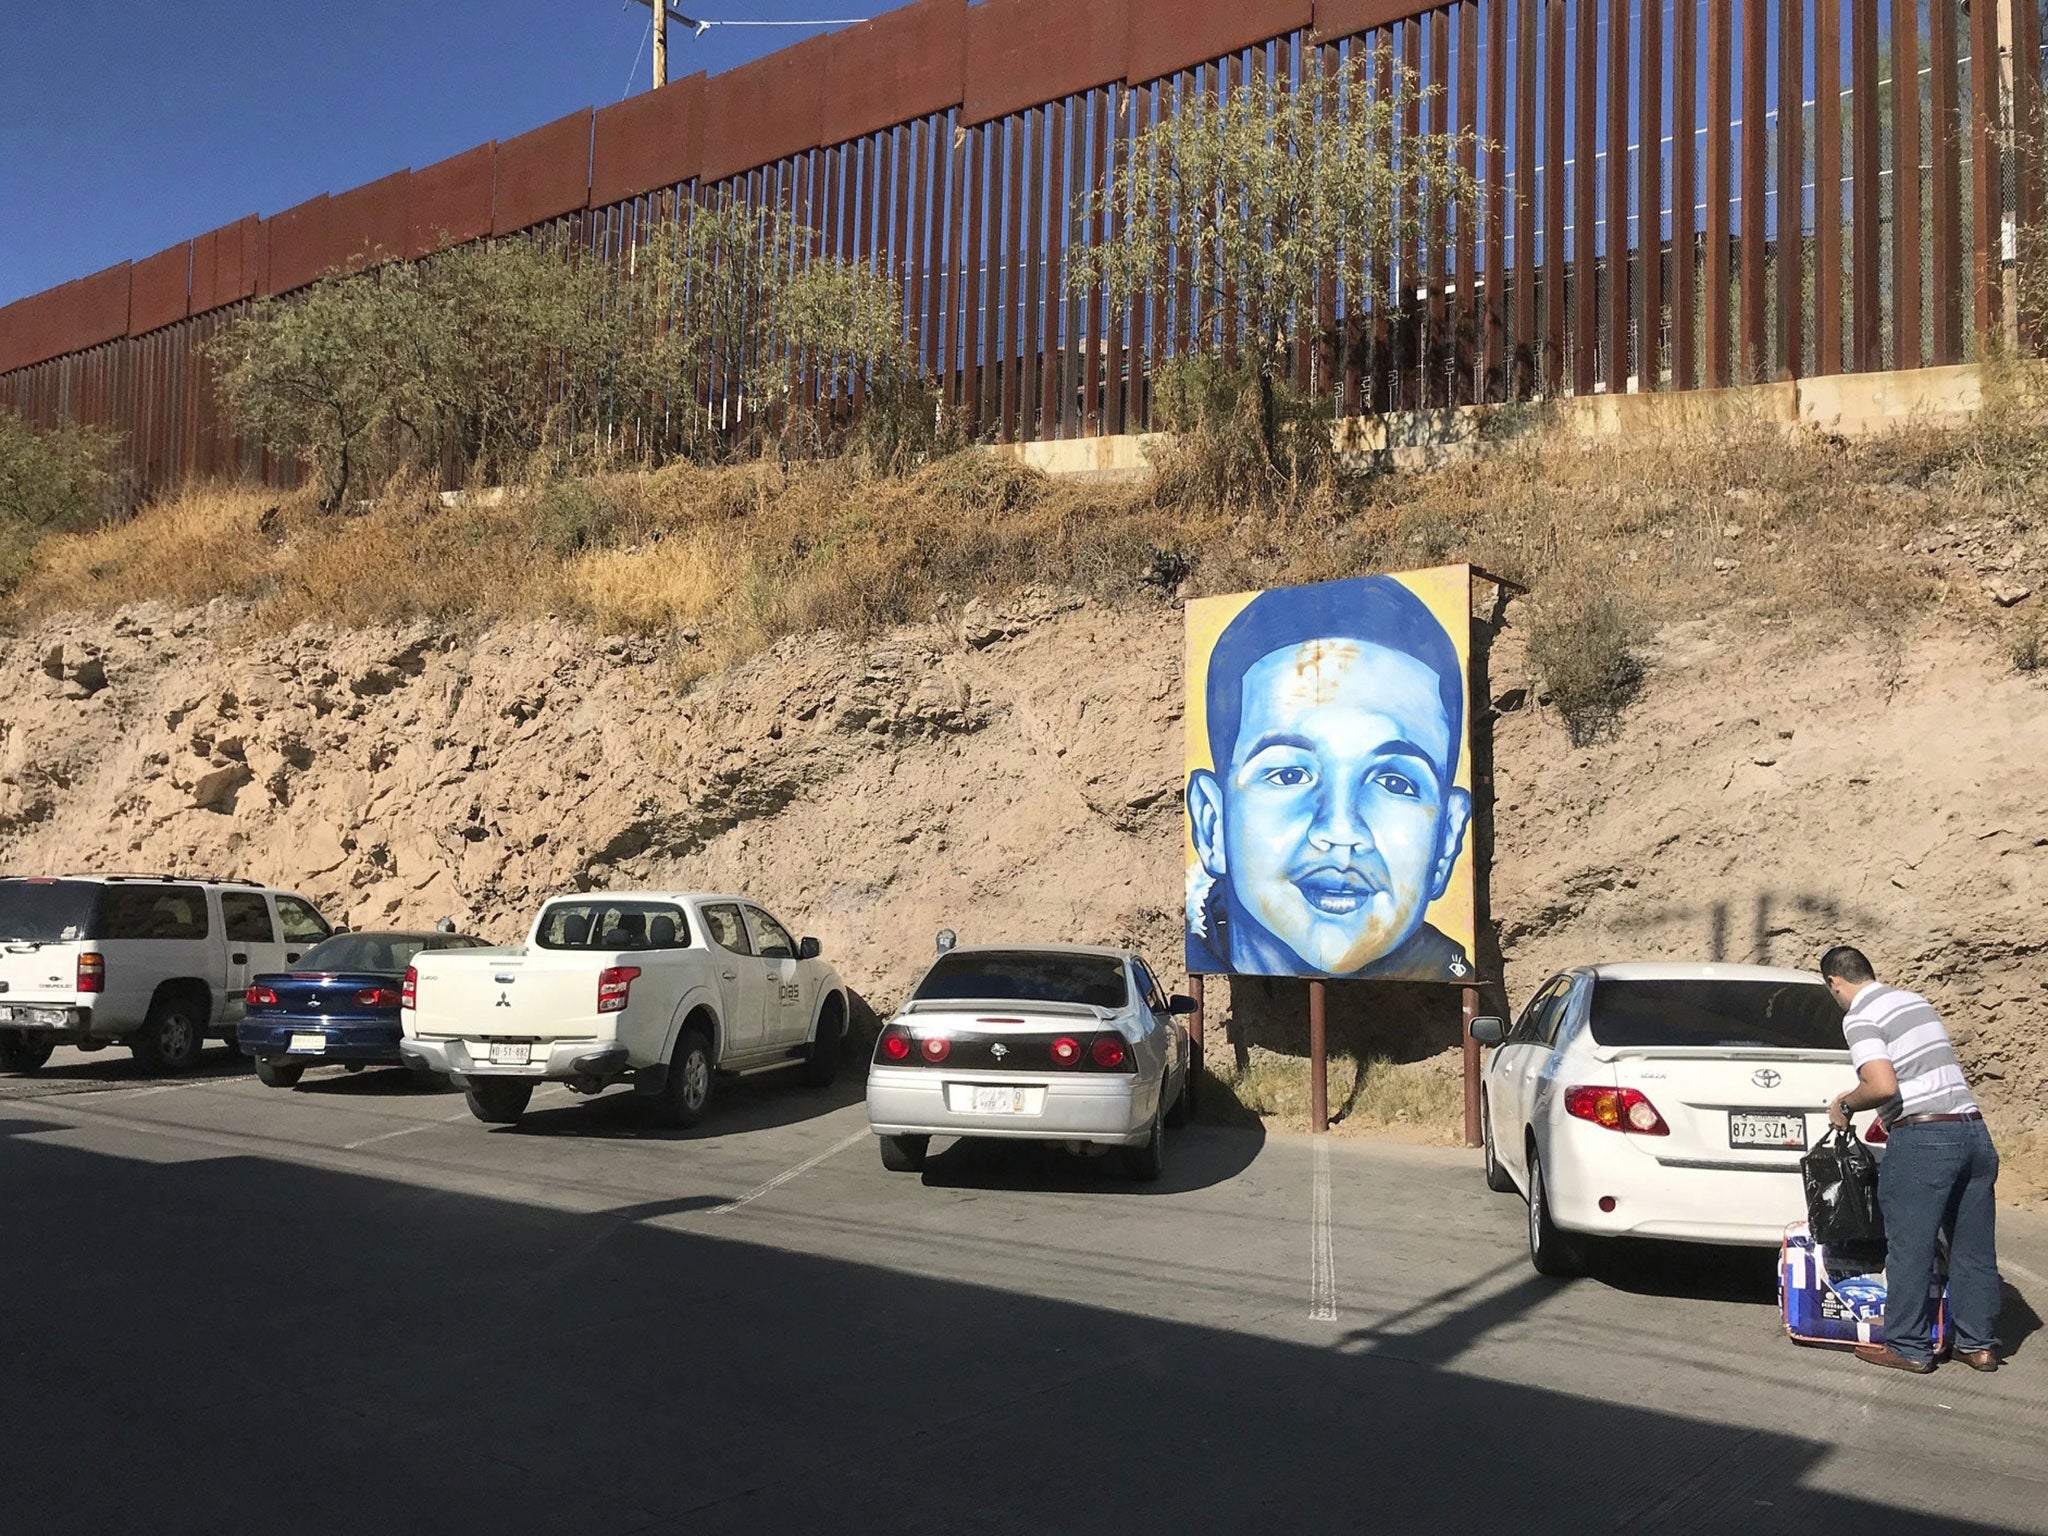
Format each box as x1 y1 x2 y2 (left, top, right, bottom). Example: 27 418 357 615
400 890 850 1128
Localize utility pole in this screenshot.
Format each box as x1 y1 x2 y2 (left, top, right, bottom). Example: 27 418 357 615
650 2 666 89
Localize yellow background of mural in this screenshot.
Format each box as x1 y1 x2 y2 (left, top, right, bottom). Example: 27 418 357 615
1183 563 1475 972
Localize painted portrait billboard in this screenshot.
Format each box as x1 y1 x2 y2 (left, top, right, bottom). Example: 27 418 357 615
1184 567 1476 984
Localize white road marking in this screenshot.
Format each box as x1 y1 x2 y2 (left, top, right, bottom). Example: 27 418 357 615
2005 1259 2046 1289
1310 1135 1337 1322
103 1079 222 1100
342 1109 473 1150
707 1128 868 1216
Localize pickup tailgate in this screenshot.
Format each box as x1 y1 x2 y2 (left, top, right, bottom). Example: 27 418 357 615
0 942 86 1011
405 948 610 1043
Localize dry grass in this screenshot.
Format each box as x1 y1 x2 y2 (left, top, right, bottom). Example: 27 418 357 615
9 388 2047 686
1206 1044 1466 1141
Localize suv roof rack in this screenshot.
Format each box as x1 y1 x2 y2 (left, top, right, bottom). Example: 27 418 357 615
63 872 267 887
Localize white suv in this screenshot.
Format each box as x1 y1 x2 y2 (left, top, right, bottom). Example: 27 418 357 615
0 875 334 1075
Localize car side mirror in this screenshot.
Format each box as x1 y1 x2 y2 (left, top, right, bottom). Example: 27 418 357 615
1469 1016 1506 1045
1166 994 1199 1015
330 925 349 936
798 936 821 961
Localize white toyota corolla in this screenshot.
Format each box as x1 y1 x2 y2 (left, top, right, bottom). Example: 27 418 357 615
1471 961 1888 1275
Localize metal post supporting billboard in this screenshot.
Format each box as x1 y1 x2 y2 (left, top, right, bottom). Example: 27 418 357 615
1309 981 1328 1133
1462 984 1482 1147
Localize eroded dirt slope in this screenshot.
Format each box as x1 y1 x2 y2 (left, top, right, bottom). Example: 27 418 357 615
2 594 2041 1131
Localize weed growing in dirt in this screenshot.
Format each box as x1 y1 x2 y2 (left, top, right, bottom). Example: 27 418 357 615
1528 589 1645 744
0 411 122 595
1205 1046 1464 1139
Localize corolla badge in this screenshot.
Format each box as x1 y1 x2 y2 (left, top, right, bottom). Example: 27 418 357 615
1751 1068 1783 1089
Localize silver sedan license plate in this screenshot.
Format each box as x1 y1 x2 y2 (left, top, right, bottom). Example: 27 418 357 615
1729 1111 1806 1150
971 1086 1026 1115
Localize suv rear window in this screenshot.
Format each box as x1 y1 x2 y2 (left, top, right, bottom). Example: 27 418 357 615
96 884 210 941
912 950 1130 1010
0 880 99 943
1588 978 1844 1051
535 902 690 951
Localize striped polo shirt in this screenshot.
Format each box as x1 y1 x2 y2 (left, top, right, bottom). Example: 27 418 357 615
1840 983 1978 1125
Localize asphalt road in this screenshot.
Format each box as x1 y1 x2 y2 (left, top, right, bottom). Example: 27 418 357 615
3 1045 2045 1536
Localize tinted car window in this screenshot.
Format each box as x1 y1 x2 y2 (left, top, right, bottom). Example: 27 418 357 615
97 884 209 940
1132 960 1166 1012
912 951 1131 1010
299 933 478 973
699 904 751 955
221 892 276 944
1510 977 1567 1044
747 908 796 959
536 902 690 951
1588 979 1845 1051
275 896 330 944
0 880 98 942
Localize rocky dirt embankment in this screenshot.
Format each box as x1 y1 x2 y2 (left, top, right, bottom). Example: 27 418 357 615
2 594 2042 1140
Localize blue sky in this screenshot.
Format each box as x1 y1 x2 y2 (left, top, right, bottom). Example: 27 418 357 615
0 1 858 306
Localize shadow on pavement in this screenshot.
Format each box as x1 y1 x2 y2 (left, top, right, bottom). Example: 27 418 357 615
0 1114 2037 1535
495 1070 867 1142
911 1121 1265 1196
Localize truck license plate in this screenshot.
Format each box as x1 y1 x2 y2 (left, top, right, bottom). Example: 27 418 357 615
1729 1112 1806 1150
488 1042 531 1066
971 1086 1026 1115
2 1006 66 1027
288 1034 326 1054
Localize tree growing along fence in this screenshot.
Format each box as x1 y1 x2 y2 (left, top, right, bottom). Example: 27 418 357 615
2 0 2043 505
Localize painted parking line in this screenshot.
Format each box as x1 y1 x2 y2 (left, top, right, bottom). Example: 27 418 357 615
706 1128 869 1216
342 1108 474 1150
2007 1259 2046 1289
1310 1136 1338 1322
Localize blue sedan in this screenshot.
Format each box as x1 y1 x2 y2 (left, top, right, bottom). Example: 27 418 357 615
240 930 489 1088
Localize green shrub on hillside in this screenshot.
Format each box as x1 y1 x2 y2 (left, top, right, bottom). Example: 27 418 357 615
0 410 121 593
1530 589 1645 744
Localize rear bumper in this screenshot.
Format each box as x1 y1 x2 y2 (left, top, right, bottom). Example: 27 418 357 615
1543 1121 1810 1246
401 1036 630 1082
239 1018 402 1063
0 1004 97 1040
866 1067 1152 1146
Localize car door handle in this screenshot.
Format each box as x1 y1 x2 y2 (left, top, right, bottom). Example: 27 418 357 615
722 970 737 981
231 953 248 965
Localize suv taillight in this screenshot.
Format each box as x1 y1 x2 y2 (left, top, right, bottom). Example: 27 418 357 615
1564 1085 1670 1135
401 966 417 1010
597 966 641 1013
246 985 278 1008
77 952 105 993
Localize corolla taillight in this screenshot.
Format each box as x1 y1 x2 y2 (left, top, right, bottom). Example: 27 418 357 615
1862 1118 1889 1145
597 966 641 1014
1564 1085 1670 1135
245 985 278 1008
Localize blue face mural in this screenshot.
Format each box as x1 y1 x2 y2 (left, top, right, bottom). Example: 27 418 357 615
1185 572 1475 983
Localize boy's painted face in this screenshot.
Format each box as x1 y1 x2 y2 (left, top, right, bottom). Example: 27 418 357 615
1208 638 1468 974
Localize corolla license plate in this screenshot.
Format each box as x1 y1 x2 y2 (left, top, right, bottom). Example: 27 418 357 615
488 1042 531 1067
288 1034 326 1054
1729 1111 1806 1150
971 1086 1026 1115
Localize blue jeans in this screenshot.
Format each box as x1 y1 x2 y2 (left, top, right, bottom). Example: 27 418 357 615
1877 1118 2001 1362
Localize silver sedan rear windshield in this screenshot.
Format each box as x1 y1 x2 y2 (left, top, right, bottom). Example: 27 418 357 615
1589 979 1843 1050
912 951 1129 1009
0 880 98 943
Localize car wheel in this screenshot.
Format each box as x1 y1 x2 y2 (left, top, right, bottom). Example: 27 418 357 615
1525 1142 1585 1278
1482 1097 1515 1192
878 1134 929 1173
1123 1091 1167 1182
254 1058 305 1089
130 997 205 1076
650 1028 714 1129
464 1079 534 1126
799 1003 843 1088
1164 1050 1192 1129
0 1030 55 1075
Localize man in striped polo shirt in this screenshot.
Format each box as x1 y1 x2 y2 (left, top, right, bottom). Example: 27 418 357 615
1821 945 2001 1374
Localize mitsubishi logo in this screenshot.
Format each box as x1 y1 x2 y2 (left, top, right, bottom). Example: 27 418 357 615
1752 1068 1783 1089
495 992 512 1008
990 1043 1008 1060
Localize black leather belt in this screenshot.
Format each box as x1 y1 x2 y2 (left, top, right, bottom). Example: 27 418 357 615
1893 1110 1984 1127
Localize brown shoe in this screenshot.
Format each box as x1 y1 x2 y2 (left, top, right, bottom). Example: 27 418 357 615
1854 1343 1936 1374
1956 1349 2000 1372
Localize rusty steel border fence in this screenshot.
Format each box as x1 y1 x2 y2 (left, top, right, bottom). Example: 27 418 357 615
2 0 2044 503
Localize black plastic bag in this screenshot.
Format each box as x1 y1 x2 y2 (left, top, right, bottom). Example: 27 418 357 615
1801 1126 1886 1247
